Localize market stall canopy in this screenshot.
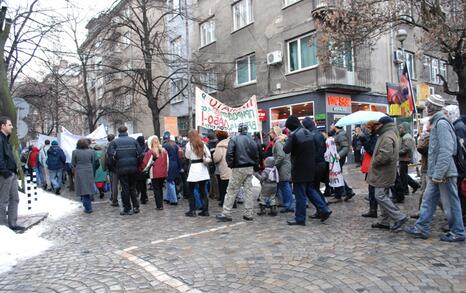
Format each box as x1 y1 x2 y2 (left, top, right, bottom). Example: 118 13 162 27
335 111 387 127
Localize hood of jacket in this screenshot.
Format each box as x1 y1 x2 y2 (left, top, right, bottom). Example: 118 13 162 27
216 138 229 148
302 117 316 131
48 145 61 155
285 115 302 132
377 122 397 136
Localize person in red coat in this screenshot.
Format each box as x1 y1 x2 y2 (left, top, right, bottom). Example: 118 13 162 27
27 145 43 186
140 135 169 210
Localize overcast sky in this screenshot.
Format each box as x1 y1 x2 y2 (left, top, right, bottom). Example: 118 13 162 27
11 0 116 79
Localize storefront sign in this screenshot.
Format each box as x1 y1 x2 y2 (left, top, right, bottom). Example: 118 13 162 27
195 87 260 132
258 109 267 121
326 94 352 113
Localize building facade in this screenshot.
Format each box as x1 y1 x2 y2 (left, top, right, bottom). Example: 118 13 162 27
190 0 456 135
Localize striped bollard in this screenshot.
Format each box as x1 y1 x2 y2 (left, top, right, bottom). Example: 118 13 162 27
26 171 38 210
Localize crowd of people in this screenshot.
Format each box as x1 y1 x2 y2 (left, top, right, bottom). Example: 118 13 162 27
1 94 465 242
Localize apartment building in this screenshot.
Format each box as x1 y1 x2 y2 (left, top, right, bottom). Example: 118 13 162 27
191 0 456 134
81 0 173 137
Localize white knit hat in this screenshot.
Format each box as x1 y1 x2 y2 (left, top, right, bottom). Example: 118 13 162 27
426 94 445 108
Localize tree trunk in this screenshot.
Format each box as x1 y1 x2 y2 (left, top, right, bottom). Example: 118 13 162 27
150 106 161 137
0 37 25 189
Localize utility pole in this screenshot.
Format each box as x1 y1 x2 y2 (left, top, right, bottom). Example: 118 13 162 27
184 0 193 130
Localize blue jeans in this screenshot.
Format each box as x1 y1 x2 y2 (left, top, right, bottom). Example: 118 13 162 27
48 169 63 190
294 182 331 223
165 180 177 203
81 195 92 212
416 177 466 237
278 181 293 210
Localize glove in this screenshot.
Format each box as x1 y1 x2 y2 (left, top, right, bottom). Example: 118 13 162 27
432 178 446 184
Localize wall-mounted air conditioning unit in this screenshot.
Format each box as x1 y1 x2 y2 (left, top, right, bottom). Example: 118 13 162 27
267 51 283 65
393 50 404 64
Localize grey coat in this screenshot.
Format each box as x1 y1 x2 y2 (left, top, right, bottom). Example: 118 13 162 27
334 129 350 158
72 149 97 196
428 111 458 180
272 138 291 182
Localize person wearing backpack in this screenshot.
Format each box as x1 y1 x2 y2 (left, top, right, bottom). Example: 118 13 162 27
445 104 466 224
405 95 465 242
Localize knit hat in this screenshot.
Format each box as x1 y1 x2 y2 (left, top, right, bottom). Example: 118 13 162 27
426 94 445 108
285 115 301 132
302 117 316 131
163 131 170 141
238 123 248 133
51 140 59 145
378 116 394 124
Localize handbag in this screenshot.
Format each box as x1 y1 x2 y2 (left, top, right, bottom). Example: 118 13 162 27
360 152 372 174
202 150 212 166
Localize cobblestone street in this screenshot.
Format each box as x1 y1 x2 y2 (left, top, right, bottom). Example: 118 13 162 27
1 165 465 293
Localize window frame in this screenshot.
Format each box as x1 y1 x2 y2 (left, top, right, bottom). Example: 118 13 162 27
200 18 216 48
170 79 185 104
200 70 217 94
235 53 256 86
232 0 254 32
287 32 318 74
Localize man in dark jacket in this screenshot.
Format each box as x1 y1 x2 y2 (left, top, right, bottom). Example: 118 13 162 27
216 123 259 222
107 126 143 215
284 116 331 226
0 117 24 232
398 122 420 201
46 140 66 195
207 130 219 199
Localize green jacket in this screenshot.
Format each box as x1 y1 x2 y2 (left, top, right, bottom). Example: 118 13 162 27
94 150 108 183
367 122 400 188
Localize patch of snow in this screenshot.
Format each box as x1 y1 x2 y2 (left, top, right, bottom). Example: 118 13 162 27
0 182 81 275
18 185 81 220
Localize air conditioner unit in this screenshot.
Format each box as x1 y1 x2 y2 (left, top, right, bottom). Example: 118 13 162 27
393 50 404 64
267 51 283 65
429 86 435 95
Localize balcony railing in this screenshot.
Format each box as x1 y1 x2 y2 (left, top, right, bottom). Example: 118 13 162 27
316 65 371 91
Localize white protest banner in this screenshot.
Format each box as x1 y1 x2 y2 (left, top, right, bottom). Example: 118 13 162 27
86 124 107 140
60 127 81 163
37 134 57 147
195 87 260 133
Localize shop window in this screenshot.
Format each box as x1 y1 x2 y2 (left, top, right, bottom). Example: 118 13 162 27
271 106 290 120
370 104 387 113
352 102 388 113
291 103 313 117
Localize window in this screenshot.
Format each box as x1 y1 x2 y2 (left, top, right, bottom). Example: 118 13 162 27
430 57 439 84
168 0 180 11
232 0 253 31
122 32 131 48
397 51 415 79
170 79 184 104
200 71 217 93
123 95 133 109
331 41 353 71
288 33 318 73
170 37 183 59
283 0 301 7
351 102 387 114
236 54 256 85
200 19 215 47
440 60 447 81
270 102 314 128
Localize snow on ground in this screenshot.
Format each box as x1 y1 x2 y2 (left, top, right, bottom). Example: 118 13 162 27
0 182 81 275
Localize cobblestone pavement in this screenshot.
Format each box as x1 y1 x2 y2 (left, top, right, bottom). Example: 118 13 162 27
1 165 466 292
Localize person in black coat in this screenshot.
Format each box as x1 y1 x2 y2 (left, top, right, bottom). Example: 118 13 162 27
135 136 148 204
107 126 143 215
284 116 331 226
359 122 379 218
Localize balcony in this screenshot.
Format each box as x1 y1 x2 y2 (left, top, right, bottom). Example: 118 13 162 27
316 65 371 93
312 0 347 18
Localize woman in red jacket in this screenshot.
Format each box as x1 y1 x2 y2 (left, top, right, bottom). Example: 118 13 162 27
140 135 169 210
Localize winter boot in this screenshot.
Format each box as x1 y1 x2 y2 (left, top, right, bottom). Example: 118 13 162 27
257 204 266 216
362 200 377 218
268 205 278 216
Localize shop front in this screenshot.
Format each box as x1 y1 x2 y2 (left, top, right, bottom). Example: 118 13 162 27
258 91 388 136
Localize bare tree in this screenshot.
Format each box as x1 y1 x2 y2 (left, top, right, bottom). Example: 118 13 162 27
2 0 61 92
313 0 466 111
